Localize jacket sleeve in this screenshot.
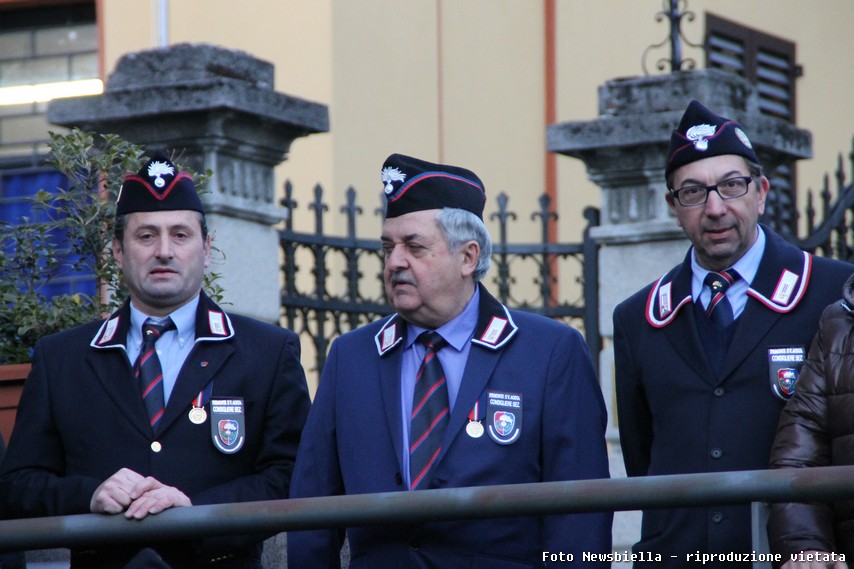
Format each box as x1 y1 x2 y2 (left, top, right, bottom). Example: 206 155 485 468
541 327 612 566
0 339 102 517
287 339 345 569
613 303 653 478
768 304 840 556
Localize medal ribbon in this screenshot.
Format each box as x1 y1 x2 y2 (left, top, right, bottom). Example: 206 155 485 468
194 381 215 409
468 401 479 421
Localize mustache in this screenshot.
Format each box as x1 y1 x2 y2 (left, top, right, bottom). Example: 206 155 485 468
390 273 415 286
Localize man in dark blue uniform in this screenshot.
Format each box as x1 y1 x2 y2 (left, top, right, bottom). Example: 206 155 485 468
613 100 852 567
0 155 311 568
288 153 612 568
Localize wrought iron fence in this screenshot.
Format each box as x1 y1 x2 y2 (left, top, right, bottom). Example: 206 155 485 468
783 138 854 262
279 182 600 376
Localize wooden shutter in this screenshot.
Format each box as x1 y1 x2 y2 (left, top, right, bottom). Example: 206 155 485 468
706 12 798 121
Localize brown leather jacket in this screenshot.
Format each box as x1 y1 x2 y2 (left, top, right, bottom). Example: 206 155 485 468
768 273 854 557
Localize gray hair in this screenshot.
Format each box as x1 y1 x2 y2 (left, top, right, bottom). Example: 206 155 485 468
436 208 492 281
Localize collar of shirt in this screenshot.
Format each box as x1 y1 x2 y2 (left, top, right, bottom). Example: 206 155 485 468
691 225 766 318
128 295 200 353
128 295 200 403
404 286 480 355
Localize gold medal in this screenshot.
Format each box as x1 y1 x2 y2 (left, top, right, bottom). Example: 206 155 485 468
188 406 207 424
466 420 484 438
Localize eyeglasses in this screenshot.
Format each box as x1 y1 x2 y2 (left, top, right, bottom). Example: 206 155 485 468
670 176 753 207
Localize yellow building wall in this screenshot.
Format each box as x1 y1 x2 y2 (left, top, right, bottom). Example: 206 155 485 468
94 0 854 246
85 0 854 390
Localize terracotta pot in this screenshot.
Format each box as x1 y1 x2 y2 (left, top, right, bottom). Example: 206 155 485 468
0 363 31 444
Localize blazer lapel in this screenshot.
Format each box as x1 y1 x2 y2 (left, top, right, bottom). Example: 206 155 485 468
158 294 236 434
374 314 407 475
649 257 719 386
442 345 501 456
437 285 517 466
88 302 153 437
159 341 235 433
719 300 781 380
662 304 719 387
720 229 810 379
85 347 153 437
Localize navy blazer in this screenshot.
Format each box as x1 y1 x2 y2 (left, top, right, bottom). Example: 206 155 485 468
614 227 853 567
0 293 311 566
288 285 612 569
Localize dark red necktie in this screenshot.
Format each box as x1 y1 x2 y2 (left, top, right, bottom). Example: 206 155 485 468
135 318 175 432
409 331 450 490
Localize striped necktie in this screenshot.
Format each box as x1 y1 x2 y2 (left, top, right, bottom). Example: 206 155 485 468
409 331 450 490
704 270 740 328
135 317 175 432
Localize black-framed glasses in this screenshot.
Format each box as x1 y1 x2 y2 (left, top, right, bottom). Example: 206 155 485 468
670 176 753 207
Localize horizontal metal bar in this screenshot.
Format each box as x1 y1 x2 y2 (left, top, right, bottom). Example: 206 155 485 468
278 230 587 257
1 465 852 552
280 294 390 314
279 230 383 250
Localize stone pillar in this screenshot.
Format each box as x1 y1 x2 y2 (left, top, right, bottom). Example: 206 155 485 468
548 68 812 552
47 43 329 323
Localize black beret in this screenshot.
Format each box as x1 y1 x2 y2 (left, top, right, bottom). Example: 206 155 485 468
381 153 486 219
665 100 759 182
116 153 204 216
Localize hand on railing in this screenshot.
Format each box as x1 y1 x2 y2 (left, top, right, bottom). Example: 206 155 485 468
90 467 192 519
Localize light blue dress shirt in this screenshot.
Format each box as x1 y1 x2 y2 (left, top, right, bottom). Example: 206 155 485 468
127 295 199 403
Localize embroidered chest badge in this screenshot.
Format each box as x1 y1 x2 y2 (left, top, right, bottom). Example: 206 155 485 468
210 397 245 454
486 391 522 445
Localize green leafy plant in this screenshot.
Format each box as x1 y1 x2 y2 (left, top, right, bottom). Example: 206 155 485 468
0 129 223 364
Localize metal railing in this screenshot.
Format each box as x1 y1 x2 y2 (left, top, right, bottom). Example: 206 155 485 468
1 466 852 555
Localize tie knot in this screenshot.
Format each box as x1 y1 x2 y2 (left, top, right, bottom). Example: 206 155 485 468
142 318 175 343
417 331 447 353
704 270 739 295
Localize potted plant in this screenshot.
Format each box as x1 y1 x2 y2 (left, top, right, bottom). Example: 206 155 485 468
0 129 221 441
